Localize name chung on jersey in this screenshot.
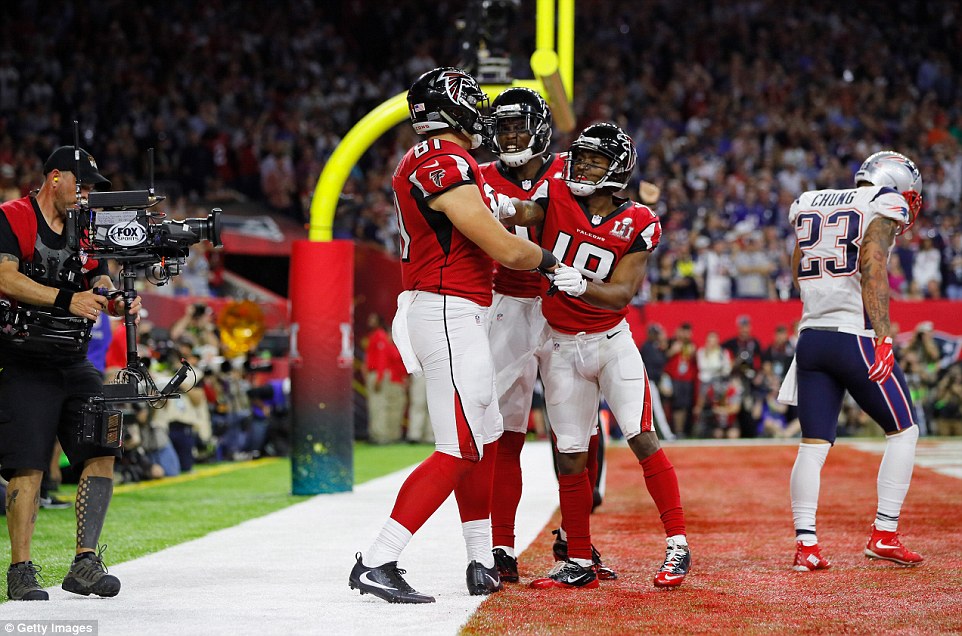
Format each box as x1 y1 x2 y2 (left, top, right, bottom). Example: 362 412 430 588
789 185 909 337
808 190 857 208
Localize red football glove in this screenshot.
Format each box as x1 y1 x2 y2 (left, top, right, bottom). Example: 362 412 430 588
867 336 895 384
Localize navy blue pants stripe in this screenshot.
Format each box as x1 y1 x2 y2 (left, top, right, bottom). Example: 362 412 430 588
795 329 915 443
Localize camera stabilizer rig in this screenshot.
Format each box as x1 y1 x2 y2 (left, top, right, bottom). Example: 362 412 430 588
0 132 223 447
71 150 222 446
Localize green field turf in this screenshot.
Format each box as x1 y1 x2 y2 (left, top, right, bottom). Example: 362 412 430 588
1 442 432 601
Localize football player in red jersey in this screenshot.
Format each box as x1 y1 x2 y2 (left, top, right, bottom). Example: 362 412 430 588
480 88 613 583
479 87 561 582
349 68 570 604
509 123 691 589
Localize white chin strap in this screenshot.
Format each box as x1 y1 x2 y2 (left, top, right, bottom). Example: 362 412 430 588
439 110 483 149
499 149 533 168
566 180 598 197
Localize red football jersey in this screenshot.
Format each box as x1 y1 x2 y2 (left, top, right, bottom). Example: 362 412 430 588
480 153 566 298
392 137 495 306
536 178 662 334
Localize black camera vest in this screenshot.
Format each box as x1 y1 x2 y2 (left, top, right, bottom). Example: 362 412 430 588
20 235 90 291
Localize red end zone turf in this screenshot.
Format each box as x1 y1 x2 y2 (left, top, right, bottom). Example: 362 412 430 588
464 443 962 635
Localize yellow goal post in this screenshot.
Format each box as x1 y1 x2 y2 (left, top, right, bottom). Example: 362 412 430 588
307 0 574 242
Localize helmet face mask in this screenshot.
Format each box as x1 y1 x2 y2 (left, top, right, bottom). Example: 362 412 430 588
566 150 613 196
854 150 923 230
563 123 636 197
490 87 552 168
408 67 491 149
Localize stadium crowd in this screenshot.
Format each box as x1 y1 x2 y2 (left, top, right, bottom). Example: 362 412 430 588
1 0 960 455
0 1 959 304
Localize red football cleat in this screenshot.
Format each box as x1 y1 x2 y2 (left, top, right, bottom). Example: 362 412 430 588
792 541 831 572
653 537 691 588
864 525 923 566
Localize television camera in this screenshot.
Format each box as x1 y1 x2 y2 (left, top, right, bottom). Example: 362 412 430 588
0 139 222 448
458 0 520 84
72 177 221 446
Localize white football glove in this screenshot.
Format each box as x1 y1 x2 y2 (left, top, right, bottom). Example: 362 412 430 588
553 265 587 297
490 192 517 221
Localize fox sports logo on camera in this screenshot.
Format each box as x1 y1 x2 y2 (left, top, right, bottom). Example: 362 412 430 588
106 221 148 247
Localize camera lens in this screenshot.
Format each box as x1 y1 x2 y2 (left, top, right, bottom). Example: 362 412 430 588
183 208 222 247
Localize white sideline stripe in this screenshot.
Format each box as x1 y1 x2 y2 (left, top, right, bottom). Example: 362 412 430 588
0 442 560 635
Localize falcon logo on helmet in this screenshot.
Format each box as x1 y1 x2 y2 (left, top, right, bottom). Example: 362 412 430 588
563 122 637 197
442 72 469 104
854 150 923 231
490 87 553 168
407 67 491 150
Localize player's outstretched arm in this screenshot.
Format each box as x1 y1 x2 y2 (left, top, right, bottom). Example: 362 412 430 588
859 217 898 339
506 199 546 227
430 185 548 271
575 250 650 311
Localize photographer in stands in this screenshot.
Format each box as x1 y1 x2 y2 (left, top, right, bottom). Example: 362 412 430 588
0 146 141 601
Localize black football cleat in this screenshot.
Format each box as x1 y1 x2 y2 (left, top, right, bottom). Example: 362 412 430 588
492 548 519 583
349 553 435 604
590 544 618 580
551 528 567 561
466 560 503 595
529 560 599 590
550 529 617 580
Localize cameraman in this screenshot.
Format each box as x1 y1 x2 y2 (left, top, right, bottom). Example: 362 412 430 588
0 146 141 601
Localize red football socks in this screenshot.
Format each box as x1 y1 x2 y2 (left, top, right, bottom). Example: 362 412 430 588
558 470 593 561
491 432 526 547
390 451 472 533
640 449 687 537
454 441 499 522
586 432 600 490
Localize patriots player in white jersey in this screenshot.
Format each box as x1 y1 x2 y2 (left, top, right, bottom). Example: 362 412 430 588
781 151 925 571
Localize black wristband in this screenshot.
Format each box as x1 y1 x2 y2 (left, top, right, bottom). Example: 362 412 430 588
537 248 558 273
54 289 75 312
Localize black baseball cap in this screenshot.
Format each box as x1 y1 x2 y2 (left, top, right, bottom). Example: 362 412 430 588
43 146 111 188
